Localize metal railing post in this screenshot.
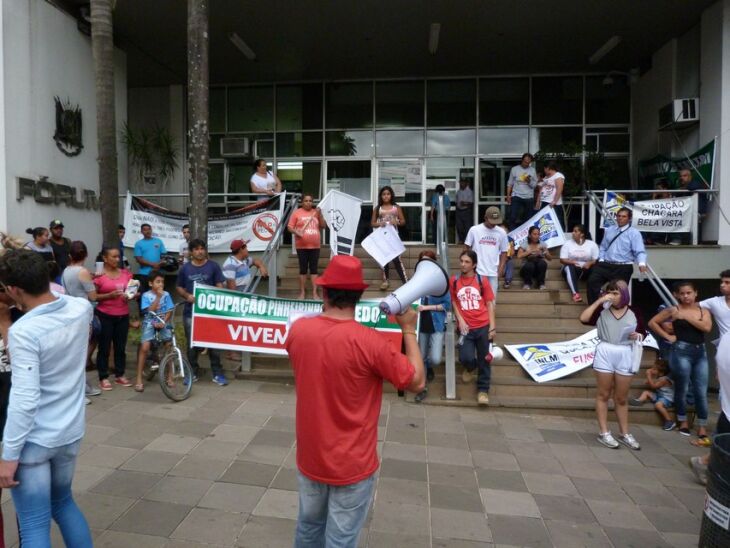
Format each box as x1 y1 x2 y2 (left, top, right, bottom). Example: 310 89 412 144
691 193 699 245
588 197 597 243
444 312 457 400
268 251 277 297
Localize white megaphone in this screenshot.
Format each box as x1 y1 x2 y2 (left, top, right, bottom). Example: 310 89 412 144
379 257 449 315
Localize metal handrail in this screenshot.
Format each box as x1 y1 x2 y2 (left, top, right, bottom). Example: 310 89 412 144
435 195 457 401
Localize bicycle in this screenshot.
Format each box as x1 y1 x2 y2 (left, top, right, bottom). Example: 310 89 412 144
142 302 194 402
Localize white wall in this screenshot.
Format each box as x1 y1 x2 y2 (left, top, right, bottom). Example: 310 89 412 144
1 0 127 258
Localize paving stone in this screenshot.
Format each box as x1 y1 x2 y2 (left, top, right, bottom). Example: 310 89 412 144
432 539 493 548
171 507 246 545
480 488 540 518
522 472 579 497
249 429 296 447
603 526 672 547
430 483 484 512
562 459 613 480
270 467 298 491
209 424 260 444
77 444 137 468
380 458 427 482
111 499 192 537
94 530 168 548
633 450 687 469
167 455 231 481
367 531 431 547
425 418 465 434
119 450 183 474
428 463 478 488
605 462 664 487
640 505 702 534
487 514 551 547
475 469 527 492
466 432 512 453
143 434 201 454
164 420 218 439
544 520 612 547
589 444 643 465
515 453 565 474
585 499 654 530
189 439 244 461
538 429 585 445
252 488 300 520
471 450 519 471
501 425 544 442
72 464 115 492
262 415 296 432
427 446 472 466
389 415 425 430
661 532 700 547
623 483 683 509
427 431 470 449
238 443 291 466
237 515 296 547
505 439 552 456
386 426 426 445
571 477 631 503
430 508 492 542
75 492 135 529
549 443 598 463
143 476 212 506
381 442 427 462
218 460 279 487
370 500 429 536
533 494 596 523
378 477 429 506
667 486 706 517
198 482 266 513
90 470 163 499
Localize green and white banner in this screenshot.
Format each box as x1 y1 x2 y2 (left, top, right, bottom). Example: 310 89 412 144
638 139 716 189
190 284 411 355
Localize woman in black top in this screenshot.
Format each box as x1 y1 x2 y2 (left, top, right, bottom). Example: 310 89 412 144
649 281 712 438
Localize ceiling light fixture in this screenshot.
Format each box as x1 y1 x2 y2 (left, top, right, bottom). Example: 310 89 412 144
589 35 622 65
428 23 441 55
602 68 640 88
229 32 257 61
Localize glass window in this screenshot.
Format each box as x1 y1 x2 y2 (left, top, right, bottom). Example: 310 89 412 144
378 160 421 203
530 127 582 153
325 82 373 129
210 88 226 133
399 206 423 243
210 135 222 160
600 133 630 153
426 129 476 155
275 161 322 197
587 157 629 190
531 76 583 124
326 160 371 202
375 130 424 156
479 78 529 125
227 86 274 132
227 164 253 195
479 159 519 200
478 128 529 155
425 157 475 204
276 84 323 130
276 132 323 157
208 163 224 203
427 79 476 126
326 131 373 157
375 81 424 127
585 76 630 124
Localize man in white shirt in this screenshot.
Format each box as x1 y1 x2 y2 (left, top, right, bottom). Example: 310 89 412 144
539 161 565 230
178 224 191 264
506 153 537 228
464 206 508 297
455 180 474 244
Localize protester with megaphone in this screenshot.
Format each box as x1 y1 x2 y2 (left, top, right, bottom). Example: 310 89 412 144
450 250 496 406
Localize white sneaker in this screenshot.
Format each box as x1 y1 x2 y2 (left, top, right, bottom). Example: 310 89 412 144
477 392 489 406
617 432 641 451
597 431 619 449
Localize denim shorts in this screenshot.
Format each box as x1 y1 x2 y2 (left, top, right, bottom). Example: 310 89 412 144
141 322 172 343
650 393 674 408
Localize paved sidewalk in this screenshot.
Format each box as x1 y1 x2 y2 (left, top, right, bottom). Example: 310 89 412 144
1 375 711 547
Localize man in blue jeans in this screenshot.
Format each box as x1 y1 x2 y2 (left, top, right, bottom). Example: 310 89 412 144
0 250 93 547
285 256 425 547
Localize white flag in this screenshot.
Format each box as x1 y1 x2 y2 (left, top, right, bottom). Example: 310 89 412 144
508 206 566 249
317 190 363 256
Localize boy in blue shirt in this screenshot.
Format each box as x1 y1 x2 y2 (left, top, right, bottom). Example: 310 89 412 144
134 270 174 391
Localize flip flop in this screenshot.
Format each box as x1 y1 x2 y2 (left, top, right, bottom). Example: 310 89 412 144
134 383 144 393
690 436 711 447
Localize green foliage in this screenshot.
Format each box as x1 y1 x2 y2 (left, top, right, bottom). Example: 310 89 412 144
121 123 179 187
534 143 621 197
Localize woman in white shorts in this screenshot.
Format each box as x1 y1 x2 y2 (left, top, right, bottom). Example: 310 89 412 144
250 158 282 198
580 280 645 451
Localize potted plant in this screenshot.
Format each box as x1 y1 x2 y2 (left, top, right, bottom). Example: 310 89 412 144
121 123 179 189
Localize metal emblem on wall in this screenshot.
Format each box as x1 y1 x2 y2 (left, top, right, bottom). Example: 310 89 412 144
53 96 83 157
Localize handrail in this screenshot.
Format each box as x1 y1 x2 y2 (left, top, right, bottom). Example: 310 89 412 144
436 195 457 401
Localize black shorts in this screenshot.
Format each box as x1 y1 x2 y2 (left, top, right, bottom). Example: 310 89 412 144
297 249 320 275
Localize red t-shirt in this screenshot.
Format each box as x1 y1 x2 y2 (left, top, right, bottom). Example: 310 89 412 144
285 315 415 485
94 269 133 316
287 208 321 249
450 273 494 329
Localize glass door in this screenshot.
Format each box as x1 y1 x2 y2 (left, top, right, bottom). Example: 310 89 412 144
478 158 520 225
376 159 423 243
325 160 372 243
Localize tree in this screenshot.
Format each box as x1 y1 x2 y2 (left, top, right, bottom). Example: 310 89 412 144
91 0 119 245
187 0 210 241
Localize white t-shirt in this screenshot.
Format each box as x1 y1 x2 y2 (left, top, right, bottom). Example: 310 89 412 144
464 224 509 276
507 165 537 200
700 296 730 336
250 171 276 192
179 241 190 264
540 172 564 205
560 239 599 268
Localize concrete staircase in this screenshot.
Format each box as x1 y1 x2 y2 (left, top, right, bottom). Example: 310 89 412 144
237 245 662 423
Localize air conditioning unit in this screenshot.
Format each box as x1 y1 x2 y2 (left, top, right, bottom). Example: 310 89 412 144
659 98 699 130
220 137 251 158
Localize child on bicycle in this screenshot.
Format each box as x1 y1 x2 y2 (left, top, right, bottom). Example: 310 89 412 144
135 270 174 392
629 358 676 431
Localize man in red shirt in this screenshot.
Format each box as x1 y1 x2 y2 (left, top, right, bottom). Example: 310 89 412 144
451 249 496 406
287 194 326 300
285 255 424 547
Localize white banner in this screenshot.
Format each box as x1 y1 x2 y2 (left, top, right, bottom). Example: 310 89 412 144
602 192 695 233
508 206 566 249
122 192 286 252
361 224 405 267
317 190 363 256
506 330 659 383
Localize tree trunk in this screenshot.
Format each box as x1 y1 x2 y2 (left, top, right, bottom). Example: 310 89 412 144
187 0 209 241
91 0 119 246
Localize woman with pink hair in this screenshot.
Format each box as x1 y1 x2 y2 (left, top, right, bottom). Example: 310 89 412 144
580 280 646 451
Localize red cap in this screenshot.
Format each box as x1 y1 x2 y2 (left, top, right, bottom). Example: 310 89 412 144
230 239 249 251
315 255 369 290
